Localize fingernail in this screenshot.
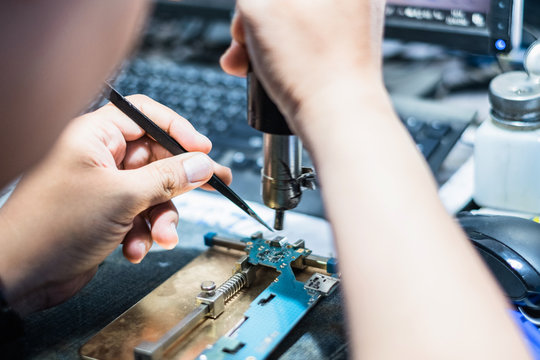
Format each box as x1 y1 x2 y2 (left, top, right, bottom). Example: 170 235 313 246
135 242 146 262
169 223 178 239
199 133 212 146
183 154 213 183
161 223 178 250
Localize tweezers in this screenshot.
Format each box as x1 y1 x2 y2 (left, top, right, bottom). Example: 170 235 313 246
105 83 273 232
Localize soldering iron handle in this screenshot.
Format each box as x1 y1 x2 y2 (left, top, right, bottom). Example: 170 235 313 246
247 72 293 135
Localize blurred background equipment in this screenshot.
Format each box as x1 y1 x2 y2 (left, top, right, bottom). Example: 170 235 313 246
385 0 523 54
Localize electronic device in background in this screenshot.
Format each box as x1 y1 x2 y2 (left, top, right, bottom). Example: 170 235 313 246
459 213 540 319
383 0 528 99
157 0 534 50
461 213 540 356
385 0 524 55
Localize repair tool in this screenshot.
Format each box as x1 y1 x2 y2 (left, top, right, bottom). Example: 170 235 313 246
247 73 316 230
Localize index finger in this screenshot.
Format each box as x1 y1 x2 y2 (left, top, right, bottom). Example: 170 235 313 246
101 94 212 154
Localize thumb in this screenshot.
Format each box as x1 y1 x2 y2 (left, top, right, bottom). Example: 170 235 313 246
123 152 214 211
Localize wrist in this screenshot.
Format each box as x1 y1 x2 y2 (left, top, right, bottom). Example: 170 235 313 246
0 206 44 316
293 73 392 150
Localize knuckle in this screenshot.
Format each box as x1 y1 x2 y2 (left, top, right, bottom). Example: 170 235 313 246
147 204 162 222
153 161 187 199
126 94 155 113
156 164 179 198
127 93 152 103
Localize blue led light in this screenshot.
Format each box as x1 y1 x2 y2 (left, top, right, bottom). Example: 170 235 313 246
495 39 507 51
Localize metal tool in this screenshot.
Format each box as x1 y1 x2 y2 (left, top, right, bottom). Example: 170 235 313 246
133 232 338 360
247 74 316 230
199 232 339 359
106 83 273 232
134 260 256 360
79 231 340 359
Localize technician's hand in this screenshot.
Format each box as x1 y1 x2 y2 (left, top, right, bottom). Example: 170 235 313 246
220 0 387 140
0 95 231 315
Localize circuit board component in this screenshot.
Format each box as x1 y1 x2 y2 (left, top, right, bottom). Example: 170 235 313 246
198 233 339 359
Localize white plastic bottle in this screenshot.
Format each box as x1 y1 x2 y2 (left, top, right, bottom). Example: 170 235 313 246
474 47 540 213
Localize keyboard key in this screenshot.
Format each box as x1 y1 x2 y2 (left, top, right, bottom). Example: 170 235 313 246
214 119 229 132
417 138 439 158
404 117 424 136
182 98 198 112
201 69 221 85
425 122 451 139
231 152 250 169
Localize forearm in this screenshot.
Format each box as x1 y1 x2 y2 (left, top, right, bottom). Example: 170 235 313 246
299 81 530 359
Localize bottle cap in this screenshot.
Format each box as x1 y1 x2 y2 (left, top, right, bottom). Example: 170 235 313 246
490 72 540 126
489 42 540 127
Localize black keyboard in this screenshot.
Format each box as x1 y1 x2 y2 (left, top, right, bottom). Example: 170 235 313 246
106 12 473 218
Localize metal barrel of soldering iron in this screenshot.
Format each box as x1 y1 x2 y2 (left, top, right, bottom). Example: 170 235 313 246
248 73 302 230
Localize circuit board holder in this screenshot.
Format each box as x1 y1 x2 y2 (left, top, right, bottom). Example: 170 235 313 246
80 233 339 360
